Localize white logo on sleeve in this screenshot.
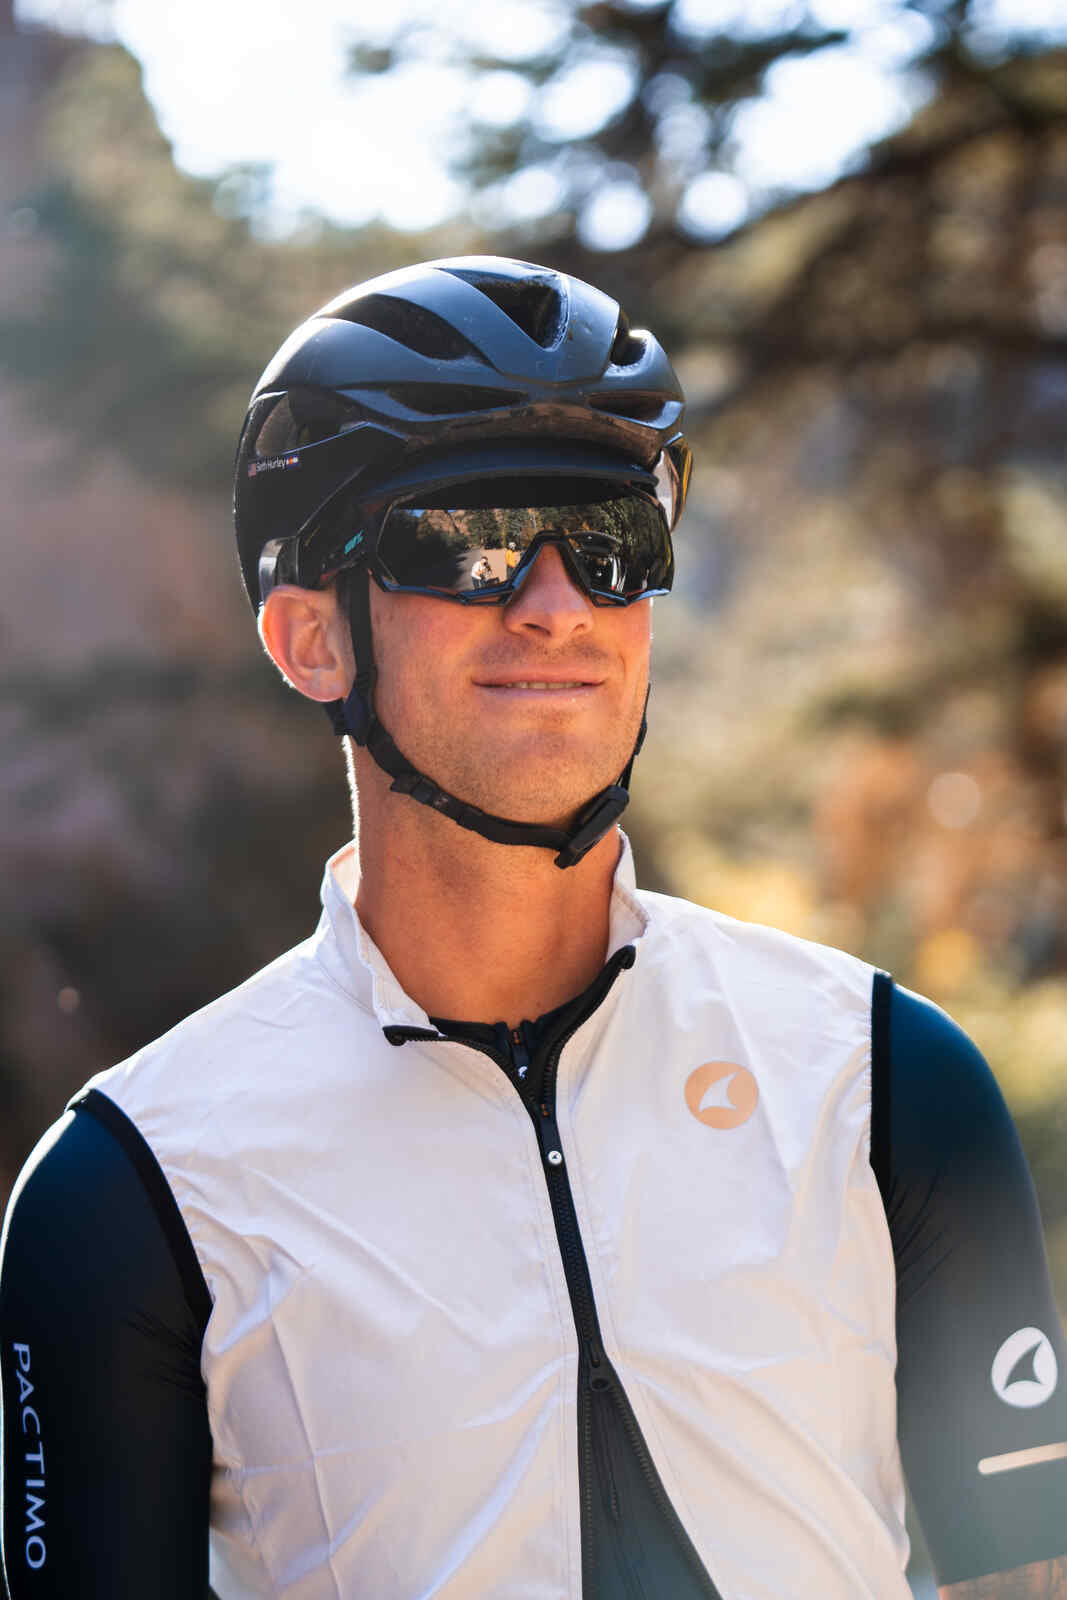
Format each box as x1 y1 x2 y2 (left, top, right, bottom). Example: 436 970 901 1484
991 1327 1058 1408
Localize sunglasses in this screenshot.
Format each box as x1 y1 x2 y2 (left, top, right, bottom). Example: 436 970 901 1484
328 491 674 607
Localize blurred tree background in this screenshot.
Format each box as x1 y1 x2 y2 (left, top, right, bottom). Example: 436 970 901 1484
1 10 1066 1582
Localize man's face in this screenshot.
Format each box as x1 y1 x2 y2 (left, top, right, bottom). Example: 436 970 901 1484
367 543 651 827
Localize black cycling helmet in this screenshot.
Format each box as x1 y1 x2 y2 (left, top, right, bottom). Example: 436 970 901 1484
233 255 691 868
235 255 689 605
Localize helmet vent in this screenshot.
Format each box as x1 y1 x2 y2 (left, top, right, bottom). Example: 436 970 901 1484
443 267 564 348
253 388 364 456
388 383 523 416
331 294 476 361
588 391 664 422
610 316 646 368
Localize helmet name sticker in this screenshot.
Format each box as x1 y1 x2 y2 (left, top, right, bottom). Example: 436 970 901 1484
248 454 301 478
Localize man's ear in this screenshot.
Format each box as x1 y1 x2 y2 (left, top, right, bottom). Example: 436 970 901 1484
258 585 354 704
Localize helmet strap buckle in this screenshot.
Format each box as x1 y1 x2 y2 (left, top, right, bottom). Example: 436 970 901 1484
554 785 630 870
389 773 439 808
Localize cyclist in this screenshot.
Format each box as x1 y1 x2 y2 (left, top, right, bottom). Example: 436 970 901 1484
2 257 1066 1598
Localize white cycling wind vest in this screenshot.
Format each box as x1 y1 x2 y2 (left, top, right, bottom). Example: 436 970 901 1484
84 837 910 1599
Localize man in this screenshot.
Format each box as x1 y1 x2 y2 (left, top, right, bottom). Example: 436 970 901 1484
2 256 1066 1598
470 550 495 586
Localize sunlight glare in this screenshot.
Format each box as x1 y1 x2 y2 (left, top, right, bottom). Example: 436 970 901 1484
578 179 652 251
732 46 924 192
678 171 749 238
536 56 637 142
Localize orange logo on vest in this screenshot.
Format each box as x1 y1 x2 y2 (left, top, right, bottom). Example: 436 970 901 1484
685 1063 759 1129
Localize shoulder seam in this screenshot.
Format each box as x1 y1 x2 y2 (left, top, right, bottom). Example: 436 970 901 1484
69 1088 212 1333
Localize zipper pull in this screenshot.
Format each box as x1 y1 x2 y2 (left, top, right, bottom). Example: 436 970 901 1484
586 1340 611 1390
537 1108 565 1169
508 1026 530 1083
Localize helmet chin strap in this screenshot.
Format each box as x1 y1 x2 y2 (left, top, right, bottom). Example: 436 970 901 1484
325 569 646 870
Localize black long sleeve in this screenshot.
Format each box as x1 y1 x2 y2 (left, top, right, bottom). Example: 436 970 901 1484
879 979 1067 1586
0 1095 212 1598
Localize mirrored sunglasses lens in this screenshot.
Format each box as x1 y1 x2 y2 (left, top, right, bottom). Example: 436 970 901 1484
377 498 670 598
567 505 668 597
377 507 511 592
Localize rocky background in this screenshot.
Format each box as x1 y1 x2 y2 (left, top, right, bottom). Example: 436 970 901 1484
2 8 1066 1583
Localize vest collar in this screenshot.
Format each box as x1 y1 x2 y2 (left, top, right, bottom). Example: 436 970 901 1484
313 832 648 1032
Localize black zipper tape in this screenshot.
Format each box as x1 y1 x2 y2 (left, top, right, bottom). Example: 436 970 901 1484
510 957 723 1599
414 945 722 1598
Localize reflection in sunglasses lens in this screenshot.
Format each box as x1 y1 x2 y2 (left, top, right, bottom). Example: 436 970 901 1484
376 496 671 602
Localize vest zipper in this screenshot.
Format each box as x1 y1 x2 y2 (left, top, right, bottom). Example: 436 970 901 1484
500 957 722 1599
509 1027 530 1083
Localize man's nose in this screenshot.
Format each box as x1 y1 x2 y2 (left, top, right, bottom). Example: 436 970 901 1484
501 543 594 641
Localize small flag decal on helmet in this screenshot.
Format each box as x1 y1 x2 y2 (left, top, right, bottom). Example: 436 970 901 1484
248 454 302 478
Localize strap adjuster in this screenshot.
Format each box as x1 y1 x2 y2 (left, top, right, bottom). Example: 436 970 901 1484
555 786 629 869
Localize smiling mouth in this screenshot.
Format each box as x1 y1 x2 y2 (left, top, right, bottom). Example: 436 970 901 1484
475 678 603 692
482 679 597 690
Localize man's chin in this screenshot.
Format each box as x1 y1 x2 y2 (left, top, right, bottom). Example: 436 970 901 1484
445 769 624 831
400 723 642 830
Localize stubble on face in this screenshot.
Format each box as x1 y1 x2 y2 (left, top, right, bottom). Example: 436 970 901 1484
366 583 651 827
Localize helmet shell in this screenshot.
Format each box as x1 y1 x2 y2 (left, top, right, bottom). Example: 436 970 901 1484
234 256 689 607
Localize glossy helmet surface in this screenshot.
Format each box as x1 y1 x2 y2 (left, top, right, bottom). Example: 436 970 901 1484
233 256 690 608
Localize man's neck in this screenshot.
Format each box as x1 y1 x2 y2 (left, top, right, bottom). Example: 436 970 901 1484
352 775 621 1029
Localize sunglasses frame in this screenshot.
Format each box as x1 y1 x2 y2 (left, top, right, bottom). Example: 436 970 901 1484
366 495 672 608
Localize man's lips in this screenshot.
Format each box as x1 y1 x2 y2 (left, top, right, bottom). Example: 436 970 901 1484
473 675 605 691
473 664 607 687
